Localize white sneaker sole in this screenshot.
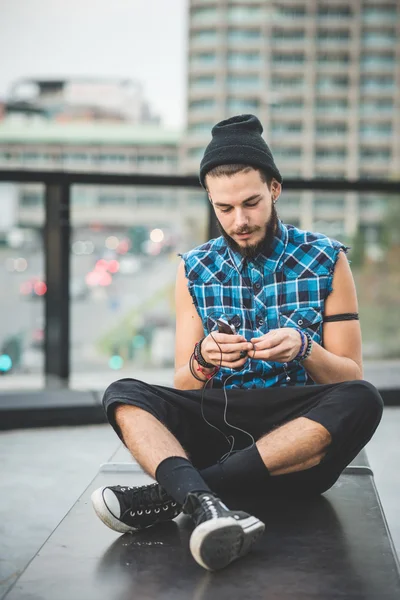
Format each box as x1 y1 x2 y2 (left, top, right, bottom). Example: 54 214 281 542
91 487 137 534
190 515 265 571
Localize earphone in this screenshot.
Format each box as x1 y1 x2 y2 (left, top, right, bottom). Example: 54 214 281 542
197 237 293 463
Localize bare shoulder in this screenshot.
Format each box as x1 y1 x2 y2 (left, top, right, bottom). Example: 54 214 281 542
325 250 358 314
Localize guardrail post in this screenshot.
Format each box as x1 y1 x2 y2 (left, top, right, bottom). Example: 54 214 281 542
44 182 70 385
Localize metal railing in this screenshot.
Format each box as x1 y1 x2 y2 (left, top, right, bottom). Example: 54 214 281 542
1 168 399 386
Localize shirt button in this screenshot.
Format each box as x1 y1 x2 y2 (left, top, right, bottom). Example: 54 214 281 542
254 282 261 291
298 319 303 325
257 317 264 326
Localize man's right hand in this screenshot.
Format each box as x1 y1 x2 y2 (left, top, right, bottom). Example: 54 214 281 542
200 333 254 369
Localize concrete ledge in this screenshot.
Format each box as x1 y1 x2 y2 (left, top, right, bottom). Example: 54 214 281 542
0 390 106 430
0 387 398 431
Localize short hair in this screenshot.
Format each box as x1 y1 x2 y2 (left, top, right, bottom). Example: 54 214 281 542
205 164 273 191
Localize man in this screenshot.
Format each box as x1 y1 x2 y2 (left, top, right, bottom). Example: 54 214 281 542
91 114 383 572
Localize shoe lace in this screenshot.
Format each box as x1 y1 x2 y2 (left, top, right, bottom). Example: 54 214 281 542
121 484 178 519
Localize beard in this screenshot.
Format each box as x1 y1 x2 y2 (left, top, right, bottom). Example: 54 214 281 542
217 204 279 259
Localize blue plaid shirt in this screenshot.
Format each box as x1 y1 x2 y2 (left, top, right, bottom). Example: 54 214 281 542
181 220 348 389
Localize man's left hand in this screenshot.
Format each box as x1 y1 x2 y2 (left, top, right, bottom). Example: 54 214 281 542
250 328 303 363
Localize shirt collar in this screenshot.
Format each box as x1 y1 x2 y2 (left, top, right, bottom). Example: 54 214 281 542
227 219 288 273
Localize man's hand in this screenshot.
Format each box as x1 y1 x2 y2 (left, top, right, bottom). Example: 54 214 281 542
201 333 254 369
250 328 302 363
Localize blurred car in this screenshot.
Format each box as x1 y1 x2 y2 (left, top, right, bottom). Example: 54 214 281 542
20 277 89 300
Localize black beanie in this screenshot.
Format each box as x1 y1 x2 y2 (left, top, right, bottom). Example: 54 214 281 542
199 114 282 189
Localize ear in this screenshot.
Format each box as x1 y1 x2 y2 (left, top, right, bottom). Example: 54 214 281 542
271 179 281 200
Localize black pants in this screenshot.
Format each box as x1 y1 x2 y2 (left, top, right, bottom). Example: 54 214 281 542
103 378 383 499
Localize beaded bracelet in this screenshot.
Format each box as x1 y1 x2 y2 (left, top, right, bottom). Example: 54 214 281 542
298 331 313 362
294 327 306 360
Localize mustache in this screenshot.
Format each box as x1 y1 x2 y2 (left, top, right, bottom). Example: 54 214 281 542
234 226 260 235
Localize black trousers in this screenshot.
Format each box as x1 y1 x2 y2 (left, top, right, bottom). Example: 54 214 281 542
103 378 383 499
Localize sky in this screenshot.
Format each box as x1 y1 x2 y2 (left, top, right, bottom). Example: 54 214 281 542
0 0 188 128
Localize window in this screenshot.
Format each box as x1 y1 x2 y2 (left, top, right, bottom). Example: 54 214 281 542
191 7 218 22
360 98 393 114
271 122 303 134
272 28 305 40
318 5 352 18
272 99 304 110
226 97 259 112
315 148 347 160
227 51 261 66
272 53 305 64
316 98 348 111
359 123 392 137
363 4 398 21
138 155 163 164
316 122 347 134
362 30 396 45
191 29 218 43
316 75 349 90
273 147 302 159
317 29 350 41
98 195 126 205
227 28 261 42
273 5 307 18
188 122 214 134
360 75 394 90
136 195 163 206
226 73 260 88
359 148 391 160
191 52 217 66
361 53 395 68
189 98 216 110
227 5 262 22
317 52 350 65
190 75 216 88
271 75 304 88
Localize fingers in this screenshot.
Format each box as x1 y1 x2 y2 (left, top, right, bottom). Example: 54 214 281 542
251 330 283 350
216 357 249 369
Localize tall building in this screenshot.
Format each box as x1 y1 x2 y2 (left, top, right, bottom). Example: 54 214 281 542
183 0 400 241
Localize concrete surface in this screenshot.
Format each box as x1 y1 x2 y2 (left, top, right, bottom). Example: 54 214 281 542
0 409 399 599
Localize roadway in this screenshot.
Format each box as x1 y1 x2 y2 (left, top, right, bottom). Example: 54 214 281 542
0 243 178 375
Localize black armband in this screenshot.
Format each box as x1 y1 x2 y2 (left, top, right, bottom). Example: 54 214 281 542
323 313 359 323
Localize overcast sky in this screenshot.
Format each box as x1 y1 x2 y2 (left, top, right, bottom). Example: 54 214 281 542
0 0 188 128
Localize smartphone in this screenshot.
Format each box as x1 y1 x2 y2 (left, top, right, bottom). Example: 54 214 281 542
217 318 236 335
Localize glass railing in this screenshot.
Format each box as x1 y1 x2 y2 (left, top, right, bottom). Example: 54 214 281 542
0 172 399 390
0 182 45 380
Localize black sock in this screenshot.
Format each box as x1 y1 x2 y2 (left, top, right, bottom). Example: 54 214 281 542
200 444 270 497
155 456 212 506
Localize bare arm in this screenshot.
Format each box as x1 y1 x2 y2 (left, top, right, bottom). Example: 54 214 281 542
173 260 207 389
302 250 363 384
173 260 253 389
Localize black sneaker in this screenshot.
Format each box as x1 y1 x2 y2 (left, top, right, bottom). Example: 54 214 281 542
183 492 265 571
91 483 181 534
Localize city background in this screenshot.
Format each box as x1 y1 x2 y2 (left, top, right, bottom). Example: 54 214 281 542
0 0 399 385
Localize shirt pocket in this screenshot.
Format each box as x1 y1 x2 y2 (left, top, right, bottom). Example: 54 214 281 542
279 307 323 341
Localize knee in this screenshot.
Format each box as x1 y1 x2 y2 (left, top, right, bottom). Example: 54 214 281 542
343 379 383 425
114 403 139 426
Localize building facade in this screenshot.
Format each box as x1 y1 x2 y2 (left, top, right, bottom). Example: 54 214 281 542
182 0 400 242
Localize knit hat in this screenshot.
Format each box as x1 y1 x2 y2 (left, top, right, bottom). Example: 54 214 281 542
199 114 282 189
